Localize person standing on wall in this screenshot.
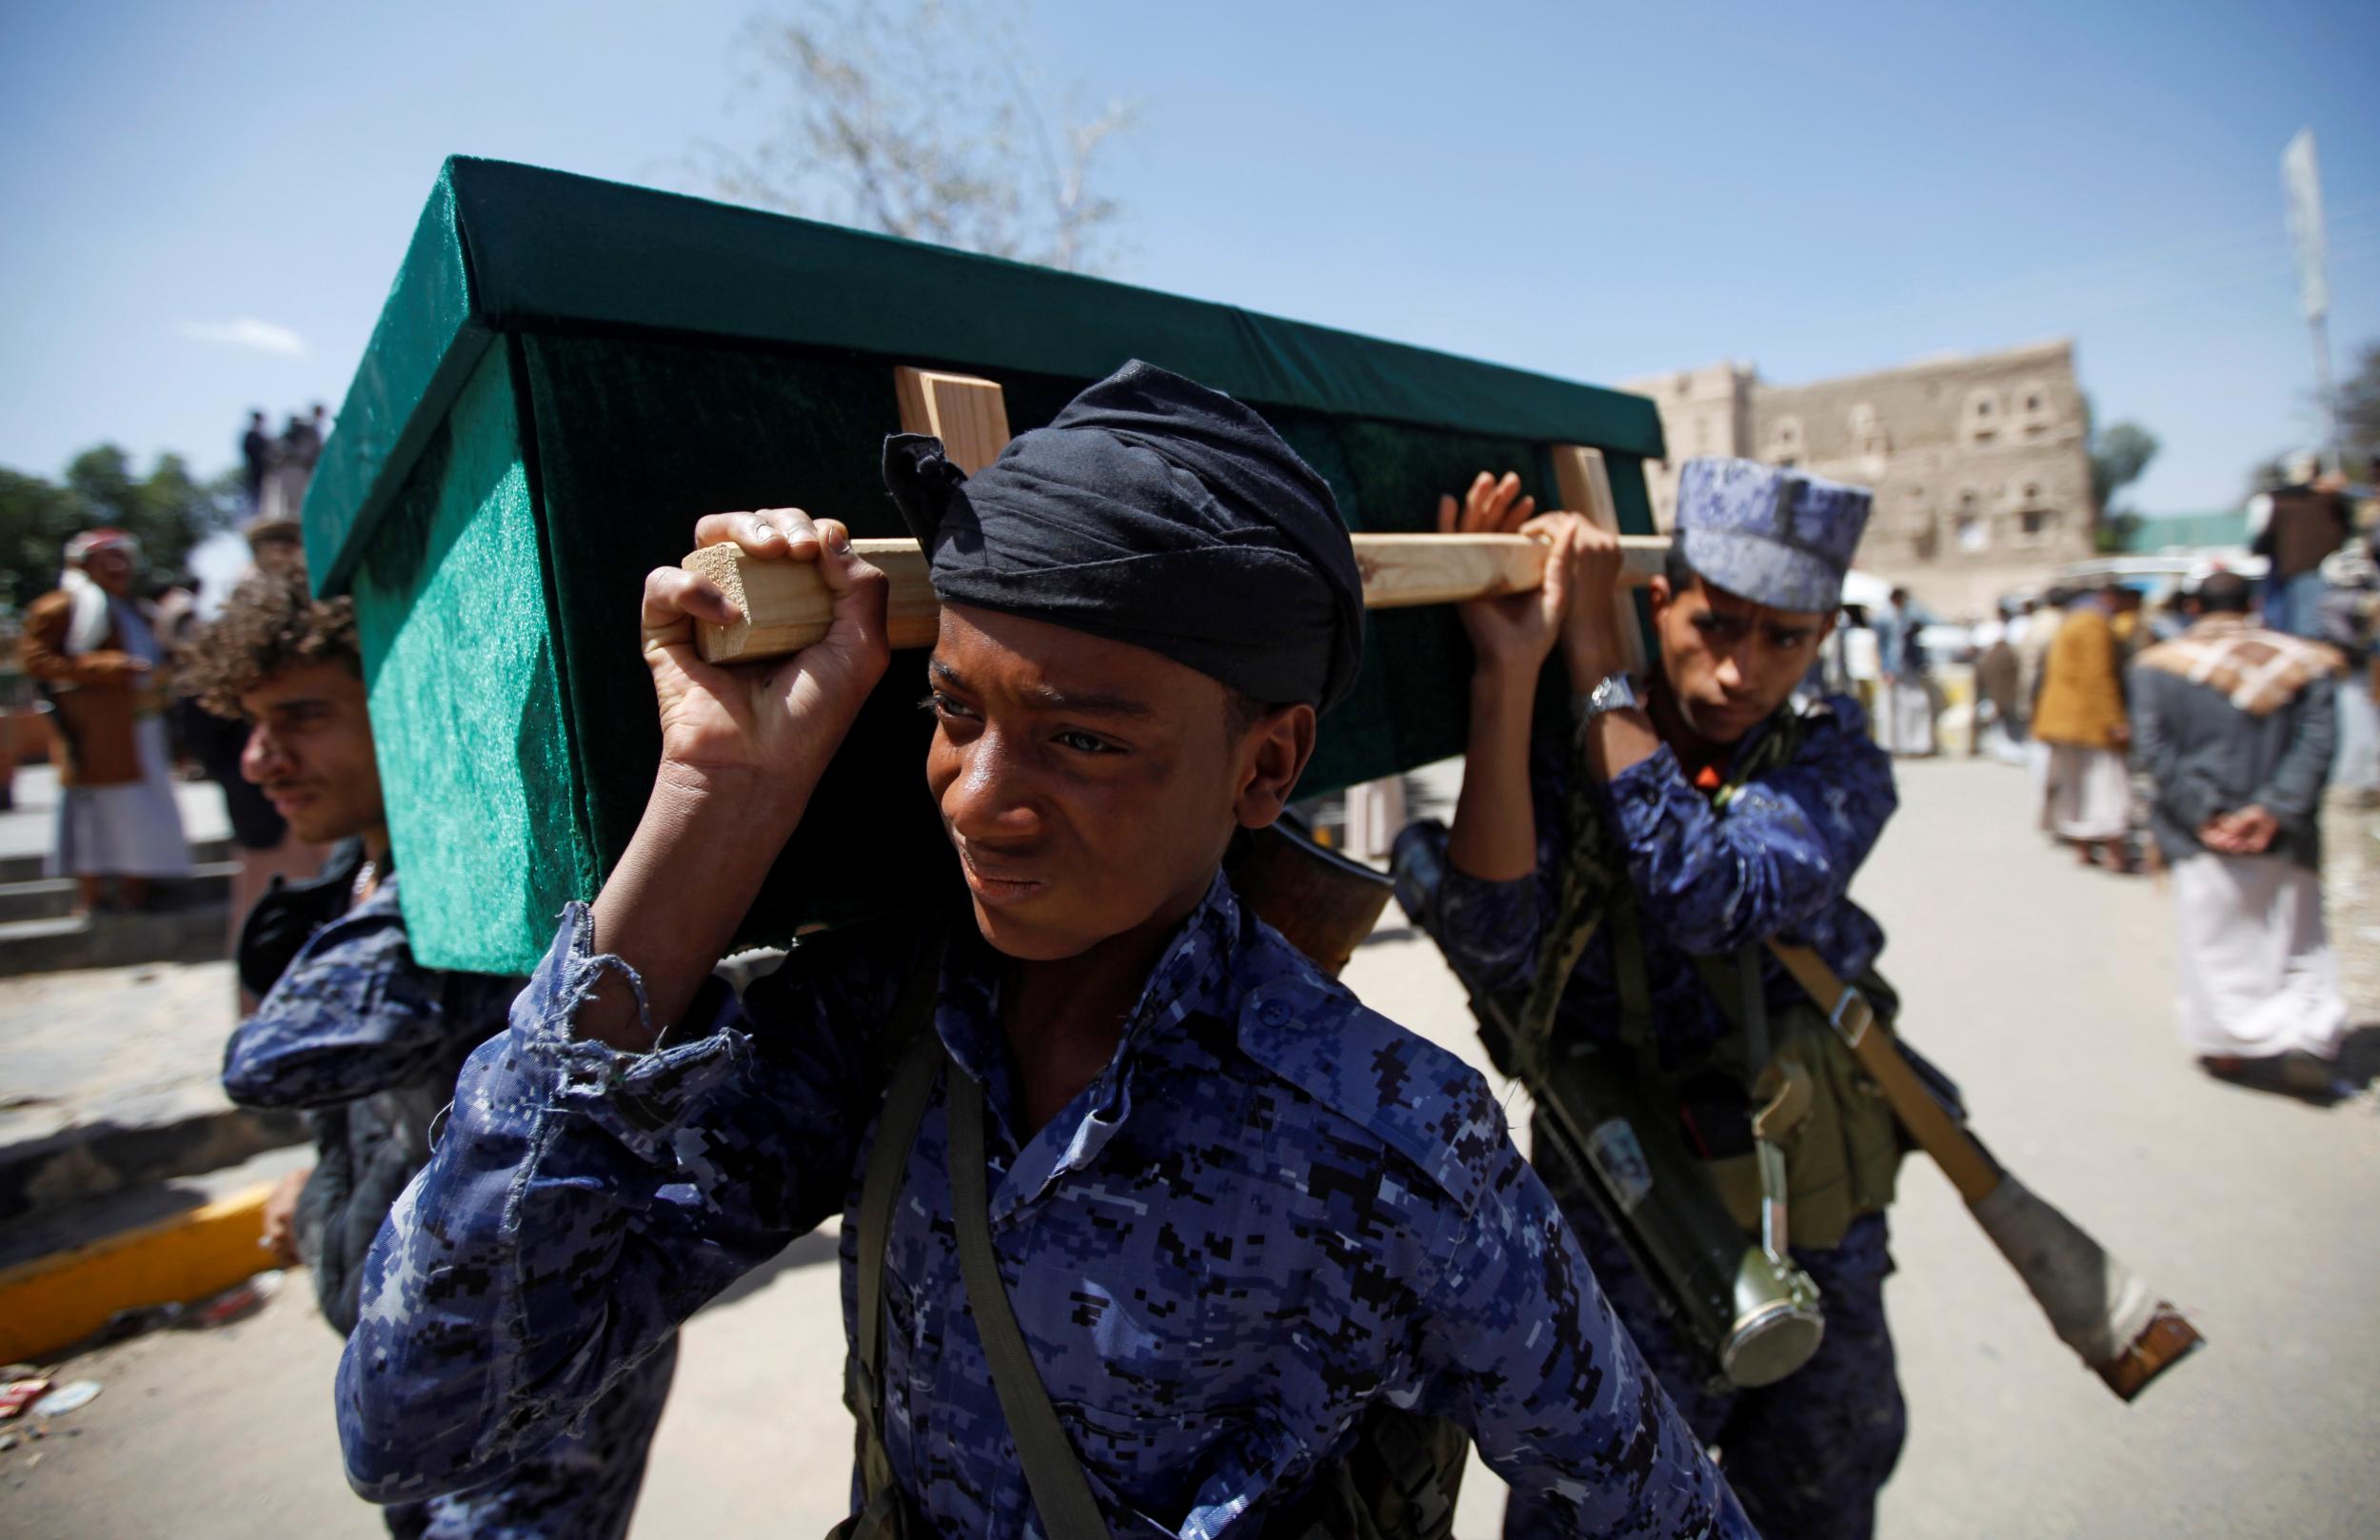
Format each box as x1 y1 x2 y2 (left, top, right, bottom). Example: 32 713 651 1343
241 409 272 513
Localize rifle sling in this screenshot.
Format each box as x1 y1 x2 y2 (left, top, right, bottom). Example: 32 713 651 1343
1763 939 2001 1204
947 1064 1113 1540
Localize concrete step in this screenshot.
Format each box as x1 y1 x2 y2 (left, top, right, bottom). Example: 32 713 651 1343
0 837 235 887
0 900 231 977
0 1142 311 1275
0 1095 307 1229
0 953 301 1228
0 860 239 924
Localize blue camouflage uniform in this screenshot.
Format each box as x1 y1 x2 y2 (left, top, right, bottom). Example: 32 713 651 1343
337 871 1754 1538
1408 458 1910 1540
224 859 676 1540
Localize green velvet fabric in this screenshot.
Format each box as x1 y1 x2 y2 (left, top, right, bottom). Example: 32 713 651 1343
309 157 1666 971
306 157 1661 591
351 344 596 972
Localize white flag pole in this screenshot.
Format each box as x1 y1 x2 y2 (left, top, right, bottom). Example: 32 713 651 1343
2281 129 2342 476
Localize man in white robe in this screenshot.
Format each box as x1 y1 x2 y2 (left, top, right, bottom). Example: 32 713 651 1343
1874 587 1934 756
18 530 192 913
2132 572 2351 1101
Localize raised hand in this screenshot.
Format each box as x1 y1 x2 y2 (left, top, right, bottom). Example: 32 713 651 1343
584 510 893 1044
1557 517 1630 690
1438 472 1578 682
638 510 890 802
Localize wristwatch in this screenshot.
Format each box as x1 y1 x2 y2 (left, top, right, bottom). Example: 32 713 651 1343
1575 670 1640 726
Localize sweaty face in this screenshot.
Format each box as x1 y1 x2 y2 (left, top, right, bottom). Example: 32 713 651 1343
923 603 1304 962
238 662 386 845
1650 574 1834 746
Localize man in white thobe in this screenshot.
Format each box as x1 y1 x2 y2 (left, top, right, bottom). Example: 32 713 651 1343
1874 587 1934 756
2132 572 2352 1101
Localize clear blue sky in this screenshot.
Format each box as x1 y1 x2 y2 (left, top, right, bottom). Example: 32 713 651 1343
4 0 2374 516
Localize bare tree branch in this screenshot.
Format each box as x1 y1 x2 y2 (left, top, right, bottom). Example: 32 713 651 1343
706 1 1138 273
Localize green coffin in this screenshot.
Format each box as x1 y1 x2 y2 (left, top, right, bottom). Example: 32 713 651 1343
307 156 1663 974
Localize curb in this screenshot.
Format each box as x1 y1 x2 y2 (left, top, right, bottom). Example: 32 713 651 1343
0 1182 270 1362
0 1105 307 1224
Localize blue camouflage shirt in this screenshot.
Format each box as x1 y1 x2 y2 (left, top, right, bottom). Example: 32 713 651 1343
223 873 522 1112
1419 696 1896 1068
222 871 525 1333
337 871 1752 1538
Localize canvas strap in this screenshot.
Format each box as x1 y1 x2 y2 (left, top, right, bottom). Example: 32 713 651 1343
946 1065 1113 1540
1764 938 2000 1204
851 942 950 1513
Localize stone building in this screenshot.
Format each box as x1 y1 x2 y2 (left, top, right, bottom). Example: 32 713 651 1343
1623 339 2096 618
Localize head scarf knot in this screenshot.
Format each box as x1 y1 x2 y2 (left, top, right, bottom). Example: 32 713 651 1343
883 360 1363 713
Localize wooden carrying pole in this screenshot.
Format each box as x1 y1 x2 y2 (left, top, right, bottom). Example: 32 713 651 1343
684 530 1667 664
681 366 1665 665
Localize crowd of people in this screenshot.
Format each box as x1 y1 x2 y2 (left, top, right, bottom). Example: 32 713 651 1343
11 410 338 987
1829 461 2374 1103
13 367 2372 1539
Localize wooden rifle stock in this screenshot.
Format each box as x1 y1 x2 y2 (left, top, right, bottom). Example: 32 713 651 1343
1222 814 1395 979
1767 942 2204 1401
683 531 1669 665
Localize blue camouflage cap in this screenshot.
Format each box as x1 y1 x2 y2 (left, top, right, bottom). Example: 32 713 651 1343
1674 457 1873 614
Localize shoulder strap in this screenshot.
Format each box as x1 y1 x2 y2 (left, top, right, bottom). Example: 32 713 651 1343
947 1065 1113 1540
851 938 949 1506
1604 893 1654 1057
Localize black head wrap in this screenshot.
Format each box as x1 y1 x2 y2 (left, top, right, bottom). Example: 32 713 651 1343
882 360 1363 713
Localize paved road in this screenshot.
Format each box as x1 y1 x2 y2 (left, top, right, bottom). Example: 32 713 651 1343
6 759 2374 1538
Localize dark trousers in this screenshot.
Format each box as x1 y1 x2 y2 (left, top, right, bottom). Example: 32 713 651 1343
1506 1117 1908 1540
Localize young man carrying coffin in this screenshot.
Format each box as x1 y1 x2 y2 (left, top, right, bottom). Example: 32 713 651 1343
336 363 1753 1539
197 564 677 1540
1399 459 1908 1540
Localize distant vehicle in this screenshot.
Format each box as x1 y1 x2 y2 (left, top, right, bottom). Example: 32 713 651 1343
2048 551 2266 606
1916 622 1975 668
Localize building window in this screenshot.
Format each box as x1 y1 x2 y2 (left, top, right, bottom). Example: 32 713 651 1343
1964 389 2001 444
1768 414 1802 464
1848 402 1887 459
2020 508 2055 541
2015 382 2053 439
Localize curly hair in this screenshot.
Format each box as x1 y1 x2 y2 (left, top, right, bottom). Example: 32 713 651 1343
179 563 362 719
